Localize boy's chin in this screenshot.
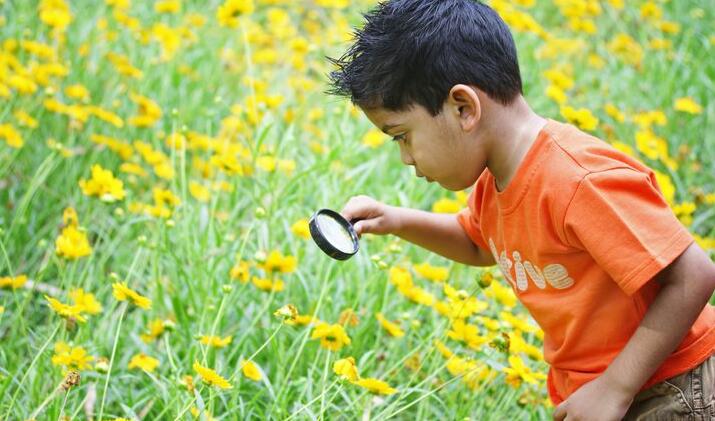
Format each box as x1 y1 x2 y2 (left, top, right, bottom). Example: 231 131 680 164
434 178 470 191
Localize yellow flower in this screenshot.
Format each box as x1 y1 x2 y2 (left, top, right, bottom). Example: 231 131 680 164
431 198 461 214
39 0 73 32
65 84 90 102
674 97 702 114
499 311 539 334
389 267 412 288
273 304 298 322
199 335 232 348
256 156 277 172
352 378 397 395
128 353 160 372
632 110 667 129
251 276 284 292
155 0 181 13
658 21 680 34
0 123 24 148
257 250 297 274
140 318 167 343
338 308 359 327
155 188 181 208
45 295 87 323
607 33 643 68
362 129 387 148
434 339 454 358
230 260 250 283
285 314 321 327
413 262 448 283
51 342 93 370
543 67 573 90
483 281 517 308
0 274 27 289
611 141 635 157
673 201 697 226
291 219 310 239
79 164 126 202
13 110 39 128
181 374 195 393
217 0 254 27
62 207 78 226
446 319 489 350
193 361 232 389
654 170 676 204
388 266 436 306
55 224 92 260
128 93 162 127
640 2 662 20
503 355 546 388
444 355 493 390
112 282 152 309
188 181 210 202
241 360 262 381
278 159 295 174
508 331 543 361
545 85 567 105
376 313 405 338
190 407 216 420
333 357 359 381
604 104 626 122
310 322 351 351
69 288 102 314
560 106 599 131
635 130 669 161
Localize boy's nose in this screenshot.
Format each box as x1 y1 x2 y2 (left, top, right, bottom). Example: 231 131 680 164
399 145 415 166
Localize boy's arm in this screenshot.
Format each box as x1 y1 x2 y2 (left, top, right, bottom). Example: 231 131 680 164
393 207 495 267
340 195 495 267
554 241 715 421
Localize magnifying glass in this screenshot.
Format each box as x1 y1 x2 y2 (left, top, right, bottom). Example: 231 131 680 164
308 208 360 260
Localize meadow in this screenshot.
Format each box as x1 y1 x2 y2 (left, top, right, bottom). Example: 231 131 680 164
1 0 714 419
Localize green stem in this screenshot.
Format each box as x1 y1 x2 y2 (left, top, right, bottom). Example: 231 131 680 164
97 302 128 420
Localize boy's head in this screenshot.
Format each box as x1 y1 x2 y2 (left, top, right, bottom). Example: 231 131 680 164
327 0 525 190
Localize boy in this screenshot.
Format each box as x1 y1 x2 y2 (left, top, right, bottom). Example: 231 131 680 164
326 0 715 419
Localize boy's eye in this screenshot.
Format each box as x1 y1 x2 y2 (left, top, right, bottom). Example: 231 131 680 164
392 134 406 142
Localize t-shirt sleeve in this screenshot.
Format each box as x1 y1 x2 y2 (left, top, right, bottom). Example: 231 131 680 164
563 167 693 295
457 206 489 252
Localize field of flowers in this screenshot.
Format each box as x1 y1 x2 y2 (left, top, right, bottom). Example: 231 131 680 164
1 0 714 419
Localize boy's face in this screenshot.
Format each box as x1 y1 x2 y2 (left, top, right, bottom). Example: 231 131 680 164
361 99 486 191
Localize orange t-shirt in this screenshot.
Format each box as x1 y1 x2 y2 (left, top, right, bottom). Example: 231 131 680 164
457 118 715 405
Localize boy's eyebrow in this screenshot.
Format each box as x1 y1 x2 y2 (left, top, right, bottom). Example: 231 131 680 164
381 123 401 134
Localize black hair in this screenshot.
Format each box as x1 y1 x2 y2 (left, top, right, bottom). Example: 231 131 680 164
326 0 523 116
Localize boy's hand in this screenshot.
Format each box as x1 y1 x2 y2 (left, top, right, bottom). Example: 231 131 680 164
552 374 633 421
340 195 401 237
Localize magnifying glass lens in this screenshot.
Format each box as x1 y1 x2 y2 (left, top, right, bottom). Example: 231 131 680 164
309 209 359 260
316 213 355 253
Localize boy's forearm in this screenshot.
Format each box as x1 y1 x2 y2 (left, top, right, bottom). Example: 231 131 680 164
601 243 715 397
391 206 493 266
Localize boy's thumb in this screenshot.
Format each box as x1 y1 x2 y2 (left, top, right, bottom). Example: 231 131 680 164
353 220 370 236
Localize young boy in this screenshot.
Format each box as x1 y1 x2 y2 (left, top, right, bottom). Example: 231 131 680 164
326 0 715 419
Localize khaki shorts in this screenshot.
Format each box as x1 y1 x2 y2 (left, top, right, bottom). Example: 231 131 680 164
623 353 715 420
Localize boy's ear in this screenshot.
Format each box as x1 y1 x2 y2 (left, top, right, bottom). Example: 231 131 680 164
447 84 481 132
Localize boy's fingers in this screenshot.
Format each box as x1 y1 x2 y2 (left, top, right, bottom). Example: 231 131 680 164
341 196 372 222
353 220 364 235
552 402 567 421
353 219 374 236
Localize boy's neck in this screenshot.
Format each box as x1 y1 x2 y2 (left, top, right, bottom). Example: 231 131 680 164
480 95 547 192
